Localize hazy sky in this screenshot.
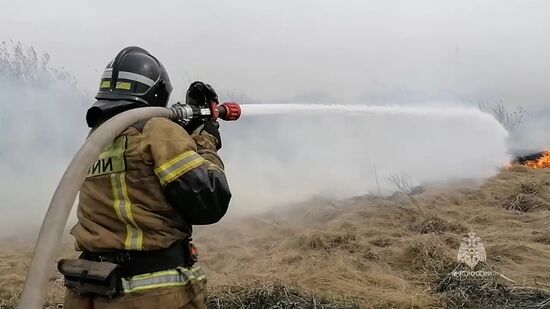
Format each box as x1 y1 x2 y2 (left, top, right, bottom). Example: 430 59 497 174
2 0 549 108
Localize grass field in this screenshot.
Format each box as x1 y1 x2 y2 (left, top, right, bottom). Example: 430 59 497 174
1 166 550 308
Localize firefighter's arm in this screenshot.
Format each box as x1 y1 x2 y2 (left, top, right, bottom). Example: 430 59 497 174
191 121 224 169
141 118 231 225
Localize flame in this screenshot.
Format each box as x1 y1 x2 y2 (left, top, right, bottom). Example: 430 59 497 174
524 151 550 169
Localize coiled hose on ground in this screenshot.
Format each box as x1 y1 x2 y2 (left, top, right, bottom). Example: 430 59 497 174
18 107 174 309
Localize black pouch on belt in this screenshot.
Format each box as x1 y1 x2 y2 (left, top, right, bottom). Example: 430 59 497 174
58 259 121 298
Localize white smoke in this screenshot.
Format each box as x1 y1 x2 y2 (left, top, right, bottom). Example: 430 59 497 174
220 103 509 214
0 43 509 236
0 44 89 236
508 111 550 155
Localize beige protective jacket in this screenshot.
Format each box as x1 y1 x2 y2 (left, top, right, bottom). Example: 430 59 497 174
71 117 230 252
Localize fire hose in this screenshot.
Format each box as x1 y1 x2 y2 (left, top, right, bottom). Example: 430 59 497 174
18 102 240 309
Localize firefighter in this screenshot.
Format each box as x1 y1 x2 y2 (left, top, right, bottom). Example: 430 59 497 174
61 46 231 308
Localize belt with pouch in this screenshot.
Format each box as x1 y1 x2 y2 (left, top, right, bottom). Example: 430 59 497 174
58 240 199 297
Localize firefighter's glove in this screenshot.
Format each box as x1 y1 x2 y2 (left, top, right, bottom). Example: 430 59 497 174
185 81 219 133
186 81 218 108
193 121 222 150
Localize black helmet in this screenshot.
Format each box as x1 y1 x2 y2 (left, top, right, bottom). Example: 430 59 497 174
86 46 173 127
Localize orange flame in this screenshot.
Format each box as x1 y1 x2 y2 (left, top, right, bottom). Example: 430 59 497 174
524 151 550 169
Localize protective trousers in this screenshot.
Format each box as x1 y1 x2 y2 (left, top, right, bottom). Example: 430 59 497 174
64 280 206 309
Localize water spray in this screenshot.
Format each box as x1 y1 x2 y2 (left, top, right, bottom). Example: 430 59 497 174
239 103 501 120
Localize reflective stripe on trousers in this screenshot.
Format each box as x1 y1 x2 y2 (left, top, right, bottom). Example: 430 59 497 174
121 266 205 294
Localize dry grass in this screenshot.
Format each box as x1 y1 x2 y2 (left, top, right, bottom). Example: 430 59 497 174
436 263 550 308
499 180 550 213
2 168 550 308
410 215 467 235
206 283 361 308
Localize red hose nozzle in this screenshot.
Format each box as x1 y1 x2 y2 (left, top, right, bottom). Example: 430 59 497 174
218 102 241 121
